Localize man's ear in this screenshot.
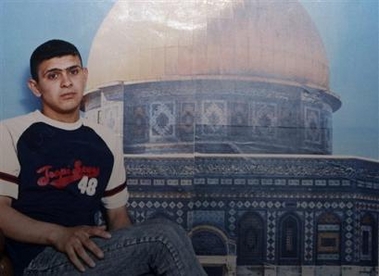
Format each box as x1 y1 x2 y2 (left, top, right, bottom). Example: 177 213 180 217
28 79 41 97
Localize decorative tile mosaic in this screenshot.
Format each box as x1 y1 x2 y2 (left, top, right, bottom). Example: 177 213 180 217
150 101 175 138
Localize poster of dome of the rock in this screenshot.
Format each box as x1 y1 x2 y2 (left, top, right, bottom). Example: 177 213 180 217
1 1 378 275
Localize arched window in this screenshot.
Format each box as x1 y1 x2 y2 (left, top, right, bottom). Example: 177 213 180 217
191 230 227 256
278 213 301 264
316 212 341 264
237 212 264 265
190 226 232 276
360 213 378 265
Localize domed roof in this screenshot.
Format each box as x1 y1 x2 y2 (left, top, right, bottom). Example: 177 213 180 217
87 0 330 91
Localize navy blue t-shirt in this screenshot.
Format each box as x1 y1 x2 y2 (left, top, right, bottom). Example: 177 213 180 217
0 111 128 275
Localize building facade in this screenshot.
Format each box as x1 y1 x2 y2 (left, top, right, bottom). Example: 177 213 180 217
83 1 378 275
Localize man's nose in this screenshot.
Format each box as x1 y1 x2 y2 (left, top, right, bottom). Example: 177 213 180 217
61 72 73 88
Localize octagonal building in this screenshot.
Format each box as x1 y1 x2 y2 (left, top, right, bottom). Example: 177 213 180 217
83 1 378 275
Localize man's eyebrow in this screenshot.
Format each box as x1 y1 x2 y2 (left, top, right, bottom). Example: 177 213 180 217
42 65 82 76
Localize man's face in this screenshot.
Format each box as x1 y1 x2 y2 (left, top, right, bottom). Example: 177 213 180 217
28 55 88 121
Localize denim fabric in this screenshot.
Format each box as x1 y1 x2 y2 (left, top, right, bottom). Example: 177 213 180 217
23 218 207 276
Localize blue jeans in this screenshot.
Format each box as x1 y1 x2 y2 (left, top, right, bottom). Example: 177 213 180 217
23 218 207 275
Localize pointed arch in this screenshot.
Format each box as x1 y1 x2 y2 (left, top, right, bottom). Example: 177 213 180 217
237 212 265 265
360 212 378 265
278 213 302 264
190 225 228 256
316 212 341 264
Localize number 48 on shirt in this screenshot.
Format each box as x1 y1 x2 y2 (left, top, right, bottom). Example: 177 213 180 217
78 176 98 196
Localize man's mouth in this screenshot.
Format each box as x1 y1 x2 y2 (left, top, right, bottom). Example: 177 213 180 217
61 92 76 99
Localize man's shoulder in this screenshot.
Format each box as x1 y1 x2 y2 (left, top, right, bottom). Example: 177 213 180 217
0 111 37 129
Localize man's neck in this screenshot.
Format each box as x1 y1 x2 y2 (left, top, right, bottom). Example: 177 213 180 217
41 109 80 123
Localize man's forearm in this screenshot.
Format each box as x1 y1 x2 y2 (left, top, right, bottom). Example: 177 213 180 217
0 196 62 246
106 205 132 231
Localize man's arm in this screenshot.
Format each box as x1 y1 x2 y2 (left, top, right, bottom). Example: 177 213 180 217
106 205 132 231
0 196 110 272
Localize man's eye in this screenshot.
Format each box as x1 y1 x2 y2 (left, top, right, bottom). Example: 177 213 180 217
69 68 80 75
47 73 59 80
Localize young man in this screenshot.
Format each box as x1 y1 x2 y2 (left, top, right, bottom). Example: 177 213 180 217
0 39 206 276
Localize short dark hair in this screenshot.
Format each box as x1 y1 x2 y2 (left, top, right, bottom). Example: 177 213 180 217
30 39 83 81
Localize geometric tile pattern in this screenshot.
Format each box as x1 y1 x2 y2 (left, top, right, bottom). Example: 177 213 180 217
252 102 277 138
150 101 175 138
353 211 361 262
130 105 149 142
228 205 237 236
266 211 277 261
202 100 227 136
124 182 379 271
128 200 185 225
179 102 196 138
304 211 314 262
88 80 337 154
230 102 249 137
344 209 354 262
125 168 379 268
192 210 225 229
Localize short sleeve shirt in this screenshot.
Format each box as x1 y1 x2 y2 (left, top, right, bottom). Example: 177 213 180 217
0 110 128 272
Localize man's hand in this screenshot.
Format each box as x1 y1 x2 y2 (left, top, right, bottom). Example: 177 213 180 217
0 197 113 272
50 225 111 272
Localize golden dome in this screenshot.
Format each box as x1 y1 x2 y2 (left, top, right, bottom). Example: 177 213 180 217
87 0 329 91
